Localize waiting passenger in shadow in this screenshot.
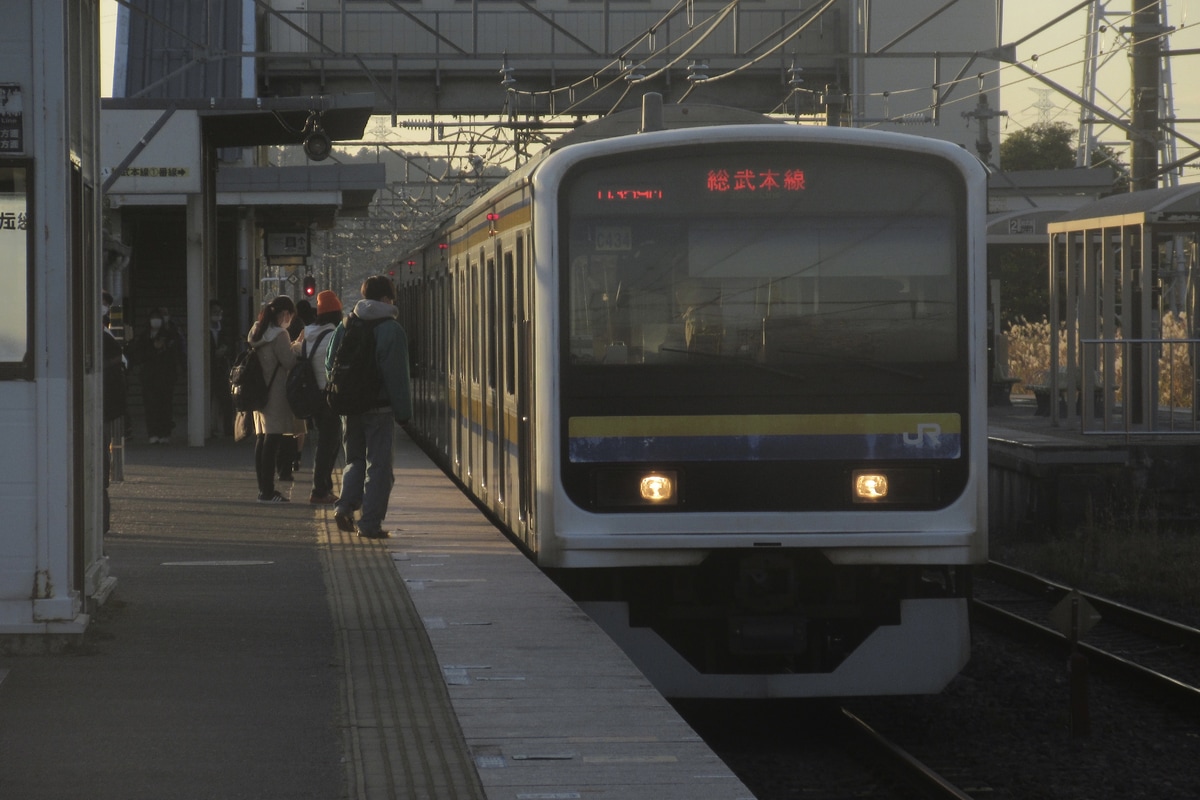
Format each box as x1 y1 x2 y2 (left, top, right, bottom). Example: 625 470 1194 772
130 305 183 444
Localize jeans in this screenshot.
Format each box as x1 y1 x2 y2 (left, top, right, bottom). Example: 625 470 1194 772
337 410 394 534
311 408 342 497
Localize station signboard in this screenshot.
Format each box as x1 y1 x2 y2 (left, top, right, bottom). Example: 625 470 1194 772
266 231 310 257
101 109 202 196
0 84 23 154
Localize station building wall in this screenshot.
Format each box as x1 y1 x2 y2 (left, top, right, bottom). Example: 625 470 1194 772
0 1 108 643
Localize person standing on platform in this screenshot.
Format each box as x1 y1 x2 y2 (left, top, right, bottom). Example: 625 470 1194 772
208 299 235 438
131 305 183 443
302 290 343 505
277 299 314 479
247 295 297 503
327 275 412 538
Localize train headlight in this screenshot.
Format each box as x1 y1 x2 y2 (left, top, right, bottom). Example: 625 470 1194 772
639 473 675 503
853 471 889 502
592 469 680 508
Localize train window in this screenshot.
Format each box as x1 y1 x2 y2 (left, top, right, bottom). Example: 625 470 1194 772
471 260 480 382
504 251 516 394
487 257 497 390
451 263 461 379
561 145 964 372
516 235 526 324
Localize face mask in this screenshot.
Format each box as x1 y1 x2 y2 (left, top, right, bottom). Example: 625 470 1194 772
101 305 110 317
210 312 222 323
150 319 163 330
161 315 171 324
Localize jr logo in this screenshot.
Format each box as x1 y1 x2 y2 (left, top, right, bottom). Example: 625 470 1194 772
903 423 942 447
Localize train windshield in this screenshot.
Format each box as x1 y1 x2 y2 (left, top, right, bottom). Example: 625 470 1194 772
561 142 966 373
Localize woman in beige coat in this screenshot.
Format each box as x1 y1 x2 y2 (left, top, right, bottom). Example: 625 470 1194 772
247 295 298 502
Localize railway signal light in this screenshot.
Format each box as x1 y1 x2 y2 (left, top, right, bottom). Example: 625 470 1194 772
302 275 316 297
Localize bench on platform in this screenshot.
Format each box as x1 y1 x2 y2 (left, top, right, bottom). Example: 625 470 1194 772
1027 371 1103 417
989 376 1021 407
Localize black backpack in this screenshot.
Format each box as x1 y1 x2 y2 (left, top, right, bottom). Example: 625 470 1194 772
229 347 277 412
325 314 386 415
285 329 332 420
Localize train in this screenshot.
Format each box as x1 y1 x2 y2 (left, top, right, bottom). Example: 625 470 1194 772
395 98 988 698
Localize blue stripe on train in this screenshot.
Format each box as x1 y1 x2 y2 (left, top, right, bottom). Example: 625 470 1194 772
568 433 961 463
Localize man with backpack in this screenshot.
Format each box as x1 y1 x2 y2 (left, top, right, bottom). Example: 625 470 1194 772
325 275 412 538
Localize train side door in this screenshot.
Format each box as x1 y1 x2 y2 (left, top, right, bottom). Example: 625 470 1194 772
515 234 534 542
489 245 504 520
482 251 497 506
471 252 485 497
498 245 516 529
454 261 468 480
436 274 449 458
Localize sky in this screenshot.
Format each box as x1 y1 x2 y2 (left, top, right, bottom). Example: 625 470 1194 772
99 1 1200 179
999 0 1200 179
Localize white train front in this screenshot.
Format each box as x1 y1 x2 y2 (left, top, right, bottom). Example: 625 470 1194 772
397 104 988 698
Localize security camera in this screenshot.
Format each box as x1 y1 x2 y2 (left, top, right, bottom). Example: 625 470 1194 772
303 129 332 161
301 111 332 161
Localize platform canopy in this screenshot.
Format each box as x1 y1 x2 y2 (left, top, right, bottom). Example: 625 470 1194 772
102 92 376 150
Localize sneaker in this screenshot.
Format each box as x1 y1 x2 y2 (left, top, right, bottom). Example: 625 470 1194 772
309 492 339 505
356 528 390 539
257 492 289 503
334 511 356 533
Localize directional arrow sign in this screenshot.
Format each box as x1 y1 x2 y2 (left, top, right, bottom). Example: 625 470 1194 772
1048 590 1102 642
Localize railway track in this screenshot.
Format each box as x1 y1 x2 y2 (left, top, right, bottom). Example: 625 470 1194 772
692 561 1200 800
678 699 981 800
835 707 978 800
971 560 1200 713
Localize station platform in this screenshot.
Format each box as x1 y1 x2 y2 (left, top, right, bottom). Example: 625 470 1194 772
987 394 1137 463
0 432 755 800
987 394 1200 536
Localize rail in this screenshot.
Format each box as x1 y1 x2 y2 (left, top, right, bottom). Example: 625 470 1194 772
974 561 1200 715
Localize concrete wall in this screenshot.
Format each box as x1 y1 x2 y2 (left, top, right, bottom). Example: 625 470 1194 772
0 1 108 646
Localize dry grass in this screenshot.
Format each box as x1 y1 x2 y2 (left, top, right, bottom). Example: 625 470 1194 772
995 503 1200 618
1003 313 1195 407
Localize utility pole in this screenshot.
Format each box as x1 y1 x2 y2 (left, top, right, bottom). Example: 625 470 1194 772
823 84 845 127
962 80 1007 166
1128 0 1164 191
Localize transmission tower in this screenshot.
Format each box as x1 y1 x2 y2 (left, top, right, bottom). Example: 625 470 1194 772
1031 89 1057 124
